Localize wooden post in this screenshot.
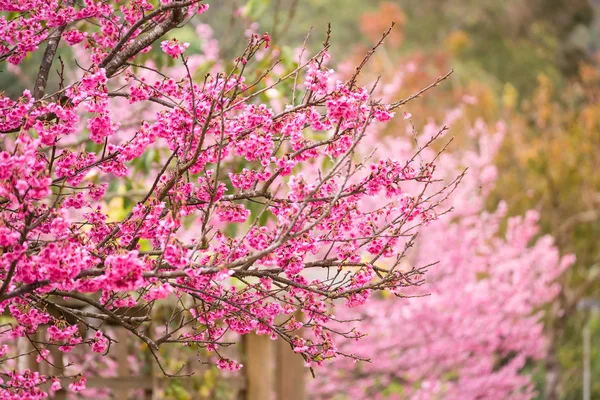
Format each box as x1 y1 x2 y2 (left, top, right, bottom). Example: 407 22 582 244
114 327 130 399
275 339 305 400
49 345 66 400
144 346 154 400
243 333 274 400
275 311 305 400
25 332 41 373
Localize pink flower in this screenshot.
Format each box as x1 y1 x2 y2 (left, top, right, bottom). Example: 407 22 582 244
50 378 62 393
196 4 210 14
305 61 333 95
161 39 190 58
69 376 86 392
0 344 7 358
143 283 174 301
215 268 234 281
91 331 108 353
63 30 87 45
35 349 50 363
216 358 243 371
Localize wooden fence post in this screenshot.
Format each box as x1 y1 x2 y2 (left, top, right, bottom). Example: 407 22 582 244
243 333 274 400
275 339 305 400
275 311 305 400
144 343 154 400
49 345 66 400
114 327 130 399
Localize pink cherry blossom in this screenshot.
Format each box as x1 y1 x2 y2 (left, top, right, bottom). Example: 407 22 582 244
69 376 87 393
0 1 473 397
313 113 574 399
161 39 190 59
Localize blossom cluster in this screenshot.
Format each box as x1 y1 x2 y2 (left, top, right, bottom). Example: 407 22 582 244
0 1 453 398
313 112 574 399
161 39 190 59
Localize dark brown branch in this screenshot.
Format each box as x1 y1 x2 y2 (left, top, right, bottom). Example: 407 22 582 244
102 1 192 78
33 25 67 100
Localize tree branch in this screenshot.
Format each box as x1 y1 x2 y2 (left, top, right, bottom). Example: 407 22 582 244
33 25 67 100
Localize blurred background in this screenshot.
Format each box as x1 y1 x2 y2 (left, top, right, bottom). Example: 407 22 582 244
209 1 600 399
5 0 600 398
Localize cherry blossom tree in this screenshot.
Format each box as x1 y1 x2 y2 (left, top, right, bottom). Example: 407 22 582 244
312 110 575 399
0 1 456 398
